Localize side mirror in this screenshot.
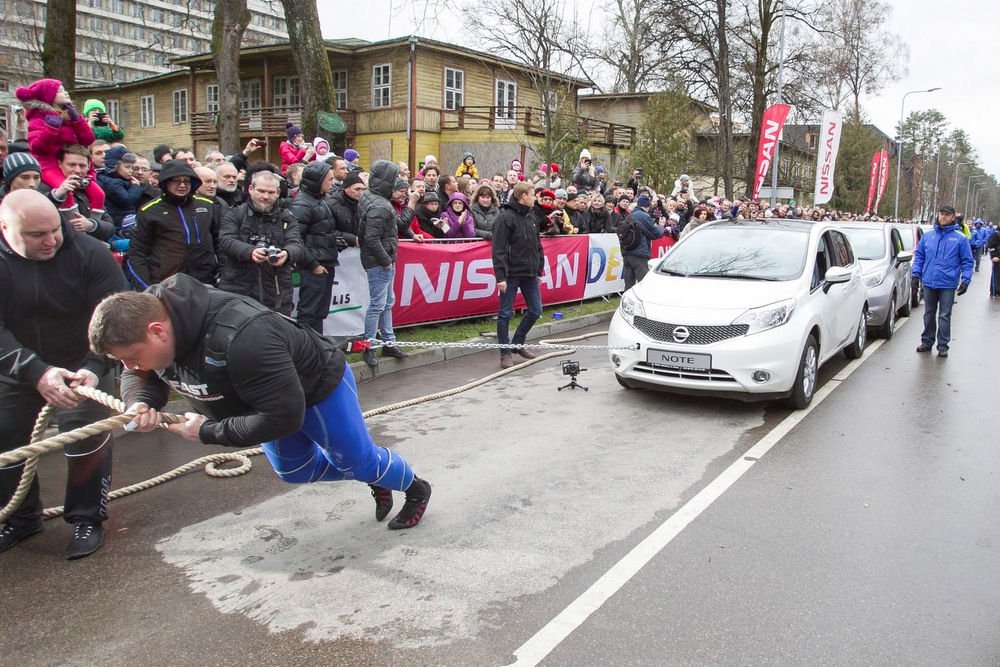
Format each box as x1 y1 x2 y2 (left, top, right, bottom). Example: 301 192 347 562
895 250 913 265
822 266 852 293
647 257 661 271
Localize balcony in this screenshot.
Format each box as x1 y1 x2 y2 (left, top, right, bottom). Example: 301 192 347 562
440 106 636 149
190 107 357 141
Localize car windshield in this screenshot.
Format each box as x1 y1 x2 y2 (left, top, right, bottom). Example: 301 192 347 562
840 228 886 260
655 226 809 281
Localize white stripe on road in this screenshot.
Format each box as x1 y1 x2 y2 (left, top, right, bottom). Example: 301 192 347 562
509 325 897 666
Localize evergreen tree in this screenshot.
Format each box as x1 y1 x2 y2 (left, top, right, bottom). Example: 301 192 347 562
630 87 696 192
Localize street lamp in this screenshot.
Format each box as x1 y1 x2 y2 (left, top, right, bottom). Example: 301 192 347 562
952 161 973 204
893 87 942 220
966 174 988 214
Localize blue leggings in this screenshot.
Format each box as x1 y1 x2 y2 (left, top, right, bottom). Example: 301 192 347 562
261 366 415 491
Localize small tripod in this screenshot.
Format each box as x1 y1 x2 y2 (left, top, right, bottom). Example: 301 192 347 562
558 360 589 391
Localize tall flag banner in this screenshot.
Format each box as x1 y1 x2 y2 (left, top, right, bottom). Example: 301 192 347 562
813 110 843 205
874 146 890 213
751 103 793 200
865 152 880 214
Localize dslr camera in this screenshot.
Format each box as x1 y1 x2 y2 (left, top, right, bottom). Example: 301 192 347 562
249 234 281 264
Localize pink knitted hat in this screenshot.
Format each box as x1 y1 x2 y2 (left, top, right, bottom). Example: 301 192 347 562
15 78 63 105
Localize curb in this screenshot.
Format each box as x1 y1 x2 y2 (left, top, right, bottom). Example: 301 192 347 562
351 310 616 380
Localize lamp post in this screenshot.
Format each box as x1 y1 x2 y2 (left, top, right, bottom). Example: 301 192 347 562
953 160 973 204
769 0 787 207
966 174 988 214
893 87 942 220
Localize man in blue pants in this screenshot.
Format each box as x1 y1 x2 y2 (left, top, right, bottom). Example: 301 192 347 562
912 205 974 358
87 273 431 529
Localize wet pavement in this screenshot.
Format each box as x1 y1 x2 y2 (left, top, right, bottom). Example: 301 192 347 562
2 295 998 666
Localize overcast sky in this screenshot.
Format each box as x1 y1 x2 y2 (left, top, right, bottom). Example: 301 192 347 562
318 0 998 184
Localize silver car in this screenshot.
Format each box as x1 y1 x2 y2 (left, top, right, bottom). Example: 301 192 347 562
839 222 913 339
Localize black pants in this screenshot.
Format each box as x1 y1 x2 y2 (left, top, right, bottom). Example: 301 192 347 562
0 370 114 528
623 255 650 291
297 269 336 333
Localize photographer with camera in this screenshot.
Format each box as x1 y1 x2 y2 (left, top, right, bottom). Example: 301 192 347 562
82 99 124 145
218 171 304 316
571 149 598 192
40 144 114 241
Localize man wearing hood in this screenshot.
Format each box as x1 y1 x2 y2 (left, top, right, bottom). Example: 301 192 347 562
218 171 304 316
912 205 974 357
127 159 219 288
290 161 343 332
0 190 127 559
359 160 410 367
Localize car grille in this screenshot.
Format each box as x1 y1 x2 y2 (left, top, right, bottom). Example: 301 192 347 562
633 316 748 345
633 363 737 383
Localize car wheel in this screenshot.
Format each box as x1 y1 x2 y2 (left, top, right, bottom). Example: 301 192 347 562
900 285 912 317
615 374 634 389
878 296 896 339
844 310 867 359
787 335 818 410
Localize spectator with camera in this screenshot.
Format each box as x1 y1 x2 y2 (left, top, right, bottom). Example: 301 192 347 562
411 191 445 239
280 124 314 175
39 145 114 241
218 171 303 315
571 149 598 192
82 100 124 145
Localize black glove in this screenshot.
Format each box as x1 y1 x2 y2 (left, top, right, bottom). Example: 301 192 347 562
335 235 349 250
957 282 969 296
912 276 921 291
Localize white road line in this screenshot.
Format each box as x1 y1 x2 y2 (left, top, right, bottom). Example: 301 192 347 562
508 332 893 666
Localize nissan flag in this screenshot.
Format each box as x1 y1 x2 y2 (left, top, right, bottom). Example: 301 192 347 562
873 147 890 213
813 110 843 205
752 103 793 200
864 151 880 214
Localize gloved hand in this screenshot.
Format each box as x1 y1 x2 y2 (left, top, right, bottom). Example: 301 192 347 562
44 114 64 129
64 103 80 121
912 276 921 292
957 282 969 296
335 235 349 250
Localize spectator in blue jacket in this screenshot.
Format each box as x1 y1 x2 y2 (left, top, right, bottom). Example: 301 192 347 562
622 194 665 290
97 146 143 235
912 205 974 358
971 220 989 272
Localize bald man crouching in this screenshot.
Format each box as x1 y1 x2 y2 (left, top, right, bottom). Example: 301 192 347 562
0 190 127 559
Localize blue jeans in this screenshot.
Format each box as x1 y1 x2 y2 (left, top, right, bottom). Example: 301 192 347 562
497 276 543 355
364 264 396 343
297 269 336 334
921 286 956 351
261 366 415 490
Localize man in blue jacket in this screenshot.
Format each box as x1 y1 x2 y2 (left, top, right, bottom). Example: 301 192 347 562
912 205 974 358
971 220 989 272
622 194 665 290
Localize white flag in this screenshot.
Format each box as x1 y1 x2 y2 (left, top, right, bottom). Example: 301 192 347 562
813 110 843 205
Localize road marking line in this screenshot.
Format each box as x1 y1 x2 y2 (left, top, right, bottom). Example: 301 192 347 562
509 335 890 666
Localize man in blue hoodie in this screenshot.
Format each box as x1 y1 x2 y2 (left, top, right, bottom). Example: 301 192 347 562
621 194 666 290
971 220 989 272
912 205 974 358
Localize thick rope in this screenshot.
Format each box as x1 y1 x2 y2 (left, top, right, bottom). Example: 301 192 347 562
0 331 604 521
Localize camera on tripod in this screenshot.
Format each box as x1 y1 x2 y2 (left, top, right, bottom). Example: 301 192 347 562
558 359 588 391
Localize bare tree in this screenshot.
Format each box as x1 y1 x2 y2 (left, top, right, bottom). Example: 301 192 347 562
279 0 336 141
42 0 76 86
212 0 252 155
595 0 673 93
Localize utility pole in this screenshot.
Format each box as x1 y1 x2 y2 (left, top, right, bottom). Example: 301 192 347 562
769 0 787 208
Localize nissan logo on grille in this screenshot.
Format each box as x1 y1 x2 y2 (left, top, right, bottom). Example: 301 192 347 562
672 326 690 343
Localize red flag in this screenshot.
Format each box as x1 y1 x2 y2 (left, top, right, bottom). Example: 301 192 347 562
865 152 880 214
752 104 793 200
873 147 890 213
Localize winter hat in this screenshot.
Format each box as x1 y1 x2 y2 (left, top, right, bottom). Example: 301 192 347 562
103 145 133 173
420 191 440 204
540 189 556 200
285 122 303 141
312 137 330 153
83 99 106 117
550 163 560 174
579 149 592 161
342 172 365 189
566 191 580 202
637 194 652 208
595 165 606 174
343 148 360 163
15 78 62 106
423 154 438 166
618 194 632 205
510 159 523 171
539 164 549 173
152 144 173 163
393 178 409 192
3 152 41 186
462 151 475 163
554 188 568 199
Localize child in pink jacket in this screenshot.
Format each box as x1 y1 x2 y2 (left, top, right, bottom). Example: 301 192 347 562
15 78 106 212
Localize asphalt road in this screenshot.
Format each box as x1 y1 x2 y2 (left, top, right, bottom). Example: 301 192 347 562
2 293 997 666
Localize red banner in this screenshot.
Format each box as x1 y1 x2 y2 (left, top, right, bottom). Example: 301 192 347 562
873 147 890 213
865 151 880 214
393 237 590 327
751 103 793 200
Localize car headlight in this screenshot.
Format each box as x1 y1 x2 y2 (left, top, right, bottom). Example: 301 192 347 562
864 271 886 288
732 298 796 335
620 291 646 327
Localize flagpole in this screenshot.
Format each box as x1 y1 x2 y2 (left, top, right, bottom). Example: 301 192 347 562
769 0 787 208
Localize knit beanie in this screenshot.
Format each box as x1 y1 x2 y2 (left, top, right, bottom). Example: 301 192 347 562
343 148 360 163
312 137 330 153
637 194 652 208
15 78 62 106
342 172 365 189
393 178 409 192
579 148 592 161
83 99 106 117
554 188 568 199
3 152 41 186
423 154 438 166
285 122 303 142
104 145 134 173
152 144 173 163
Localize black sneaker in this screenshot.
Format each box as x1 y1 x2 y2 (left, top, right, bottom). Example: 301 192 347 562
0 522 43 554
65 522 104 560
388 478 431 530
362 348 378 368
938 349 949 358
381 344 408 359
370 484 394 522
916 345 932 353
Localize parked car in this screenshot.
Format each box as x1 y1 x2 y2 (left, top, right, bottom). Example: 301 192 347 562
608 219 869 409
839 222 913 338
891 222 925 307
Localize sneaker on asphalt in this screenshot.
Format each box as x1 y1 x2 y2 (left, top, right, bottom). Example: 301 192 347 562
500 355 514 369
388 478 431 530
938 349 949 358
916 345 932 353
381 344 408 359
0 522 43 554
370 484 394 522
65 522 104 560
514 347 538 360
362 348 379 368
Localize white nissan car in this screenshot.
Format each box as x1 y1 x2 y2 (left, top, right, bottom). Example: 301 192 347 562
608 219 869 408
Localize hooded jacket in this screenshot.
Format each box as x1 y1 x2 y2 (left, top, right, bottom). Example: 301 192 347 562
289 161 339 269
492 198 545 282
119 273 346 447
912 222 974 289
441 192 475 238
0 218 127 388
127 160 219 288
622 207 665 259
329 188 362 247
22 100 96 158
97 168 144 227
359 160 401 269
454 152 479 180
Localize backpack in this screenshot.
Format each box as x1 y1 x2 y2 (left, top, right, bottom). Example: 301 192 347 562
616 214 641 251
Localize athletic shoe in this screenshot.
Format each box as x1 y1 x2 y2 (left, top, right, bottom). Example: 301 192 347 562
0 522 43 554
515 347 538 359
65 522 104 560
381 345 408 359
938 349 949 358
916 345 932 353
362 348 378 368
370 484 394 522
388 478 431 530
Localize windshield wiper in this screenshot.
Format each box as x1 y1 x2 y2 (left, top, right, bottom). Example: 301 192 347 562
657 268 687 276
688 272 781 281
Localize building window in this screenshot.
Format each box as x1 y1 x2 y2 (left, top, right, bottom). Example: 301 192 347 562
444 67 464 111
371 64 391 109
140 95 155 128
206 84 219 113
495 78 517 128
332 70 347 110
106 99 120 125
240 79 262 111
273 76 300 109
172 89 188 124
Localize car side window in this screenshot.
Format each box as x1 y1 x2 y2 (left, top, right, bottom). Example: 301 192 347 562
812 234 831 290
829 231 853 266
890 228 903 255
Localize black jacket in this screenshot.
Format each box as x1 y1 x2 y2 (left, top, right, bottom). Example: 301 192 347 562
127 160 219 287
120 273 346 447
216 186 247 209
584 207 614 234
359 160 401 269
217 201 305 315
289 161 340 269
0 219 127 387
492 199 544 282
97 170 143 227
328 188 361 248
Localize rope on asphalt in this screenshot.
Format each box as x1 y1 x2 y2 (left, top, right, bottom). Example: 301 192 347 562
0 331 607 521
